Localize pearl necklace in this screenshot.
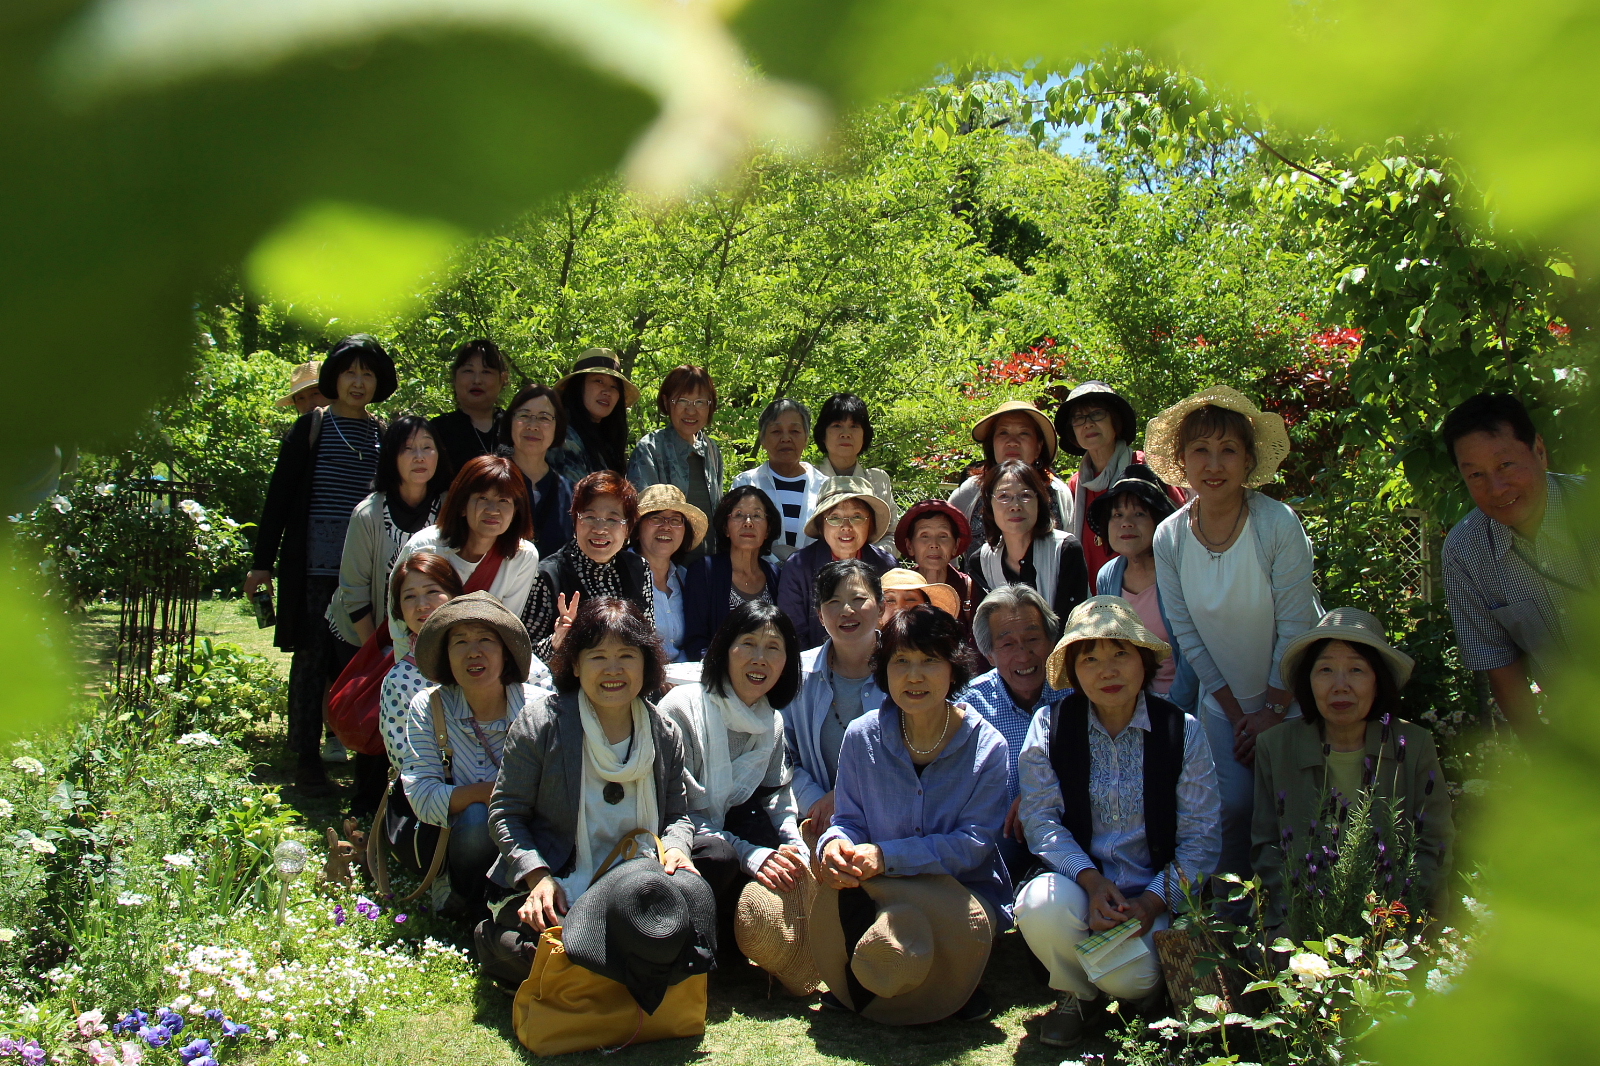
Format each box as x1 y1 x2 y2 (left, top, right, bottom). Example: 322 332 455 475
902 702 953 756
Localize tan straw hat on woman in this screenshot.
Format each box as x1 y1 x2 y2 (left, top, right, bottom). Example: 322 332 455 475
634 483 709 549
555 347 641 409
1279 607 1415 689
804 476 894 541
734 867 822 996
1045 595 1171 691
970 399 1059 463
413 591 534 685
809 874 994 1025
1143 384 1291 489
880 568 960 620
276 360 323 406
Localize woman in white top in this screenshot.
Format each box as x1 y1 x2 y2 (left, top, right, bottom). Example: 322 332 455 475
632 484 709 663
392 454 540 659
1148 386 1321 882
658 600 808 950
730 398 827 562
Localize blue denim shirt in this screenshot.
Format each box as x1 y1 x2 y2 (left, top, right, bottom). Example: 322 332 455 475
959 670 1070 802
627 427 725 512
819 702 1014 929
783 641 887 813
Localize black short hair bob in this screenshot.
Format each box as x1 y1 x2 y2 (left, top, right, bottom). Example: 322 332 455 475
701 600 803 709
1057 638 1162 696
1441 392 1539 464
815 558 884 607
449 338 509 376
712 485 781 558
1290 637 1402 727
814 393 876 456
376 414 455 499
873 604 975 697
499 384 569 451
548 596 666 697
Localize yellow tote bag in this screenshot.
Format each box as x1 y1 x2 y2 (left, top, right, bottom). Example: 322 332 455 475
511 926 708 1056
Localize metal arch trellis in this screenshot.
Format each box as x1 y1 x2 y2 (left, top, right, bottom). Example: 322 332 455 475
113 479 212 707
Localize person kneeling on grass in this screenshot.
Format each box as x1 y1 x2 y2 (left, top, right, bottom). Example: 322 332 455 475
401 592 552 919
476 596 710 991
812 605 1012 1024
1015 597 1221 1049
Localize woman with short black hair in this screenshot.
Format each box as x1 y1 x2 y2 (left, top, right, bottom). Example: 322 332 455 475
498 383 574 558
814 392 897 552
682 486 783 661
429 338 511 470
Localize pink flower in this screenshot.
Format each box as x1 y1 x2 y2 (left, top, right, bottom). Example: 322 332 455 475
78 1009 109 1039
119 1042 144 1066
85 1042 117 1066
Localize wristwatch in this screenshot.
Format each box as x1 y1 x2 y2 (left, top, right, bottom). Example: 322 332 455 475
1260 701 1290 717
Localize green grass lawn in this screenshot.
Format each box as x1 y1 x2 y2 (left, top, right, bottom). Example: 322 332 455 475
76 600 1125 1066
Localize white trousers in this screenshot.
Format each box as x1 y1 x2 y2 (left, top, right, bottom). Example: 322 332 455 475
1014 873 1168 1001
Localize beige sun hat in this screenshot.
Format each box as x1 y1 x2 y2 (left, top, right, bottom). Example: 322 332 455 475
634 483 709 550
804 476 894 542
809 874 993 1026
554 347 641 409
971 399 1059 463
734 867 821 996
1279 607 1415 689
880 568 960 620
1143 384 1291 489
1045 595 1172 690
413 591 533 685
276 360 324 406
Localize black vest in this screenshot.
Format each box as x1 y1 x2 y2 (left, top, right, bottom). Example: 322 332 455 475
537 544 652 616
1048 690 1185 875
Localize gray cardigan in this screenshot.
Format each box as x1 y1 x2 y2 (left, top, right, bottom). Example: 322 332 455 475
1152 490 1321 696
487 690 696 889
326 492 403 647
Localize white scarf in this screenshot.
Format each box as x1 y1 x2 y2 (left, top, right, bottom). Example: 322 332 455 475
979 529 1072 605
570 692 658 895
1071 441 1136 543
692 685 780 829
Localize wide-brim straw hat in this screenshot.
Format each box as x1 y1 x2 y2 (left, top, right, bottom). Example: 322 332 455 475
894 499 972 559
276 360 323 406
319 334 398 403
1279 607 1415 690
555 347 641 409
413 591 533 685
1085 464 1177 541
1143 385 1291 489
880 568 961 620
734 866 821 996
810 874 993 1026
804 476 894 541
634 483 709 550
971 400 1058 464
1046 595 1171 690
1055 380 1138 458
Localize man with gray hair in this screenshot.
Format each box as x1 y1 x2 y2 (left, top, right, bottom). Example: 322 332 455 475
731 397 827 561
960 583 1068 880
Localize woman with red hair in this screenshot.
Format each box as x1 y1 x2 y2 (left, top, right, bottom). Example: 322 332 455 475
520 471 656 660
393 455 540 658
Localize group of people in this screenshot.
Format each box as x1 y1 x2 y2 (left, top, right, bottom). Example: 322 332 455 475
247 333 1589 1046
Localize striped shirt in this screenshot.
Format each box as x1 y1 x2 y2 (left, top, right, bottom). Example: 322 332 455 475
769 476 808 549
306 414 381 575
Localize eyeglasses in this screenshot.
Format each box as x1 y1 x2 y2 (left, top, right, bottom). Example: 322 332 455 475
671 398 712 411
577 513 627 529
468 495 513 512
643 513 686 529
994 491 1037 508
825 513 869 528
728 511 766 526
512 411 557 427
1070 408 1111 428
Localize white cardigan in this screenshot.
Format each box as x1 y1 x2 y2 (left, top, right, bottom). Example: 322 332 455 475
730 462 828 561
388 526 540 660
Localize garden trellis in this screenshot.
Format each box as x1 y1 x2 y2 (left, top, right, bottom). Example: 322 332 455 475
110 480 212 706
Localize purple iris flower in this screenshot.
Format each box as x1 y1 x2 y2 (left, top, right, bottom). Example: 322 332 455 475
179 1038 213 1063
158 1010 186 1036
18 1042 44 1066
113 1010 150 1035
139 1024 173 1049
221 1019 251 1039
203 1009 225 1023
333 904 347 926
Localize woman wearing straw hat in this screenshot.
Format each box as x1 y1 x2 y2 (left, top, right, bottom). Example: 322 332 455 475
946 400 1074 544
813 605 1012 1024
496 383 574 558
477 596 703 987
878 568 960 627
1015 597 1221 1047
730 398 827 562
248 334 397 796
1086 465 1197 711
1147 385 1321 890
658 601 808 960
400 591 552 916
776 476 897 650
895 499 977 636
1055 381 1186 587
276 359 327 416
549 348 639 481
632 484 709 664
966 460 1090 625
519 471 655 661
1251 608 1454 935
681 486 783 662
627 365 725 563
